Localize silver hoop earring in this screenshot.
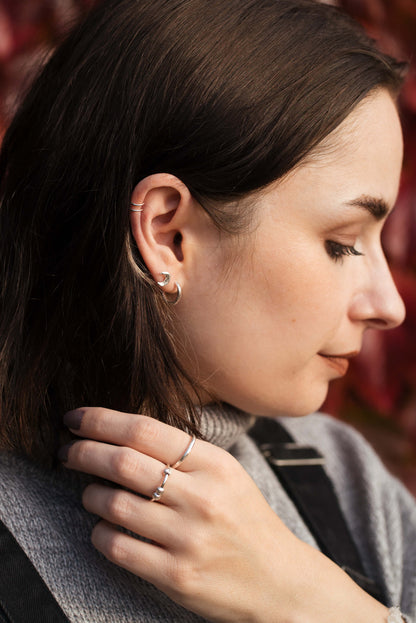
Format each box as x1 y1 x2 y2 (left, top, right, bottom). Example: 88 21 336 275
157 272 171 287
170 282 182 305
130 201 145 212
161 282 182 305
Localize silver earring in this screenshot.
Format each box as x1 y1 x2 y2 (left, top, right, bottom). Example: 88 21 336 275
170 282 182 305
157 272 171 287
156 272 181 304
130 201 145 212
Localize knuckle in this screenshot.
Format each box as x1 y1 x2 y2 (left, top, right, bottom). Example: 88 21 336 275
111 447 138 479
190 484 232 527
129 415 160 446
195 493 221 522
92 524 129 563
106 532 129 563
106 490 131 522
211 447 239 475
166 559 196 595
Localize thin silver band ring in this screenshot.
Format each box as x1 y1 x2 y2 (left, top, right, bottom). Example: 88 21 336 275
171 435 196 469
149 434 195 503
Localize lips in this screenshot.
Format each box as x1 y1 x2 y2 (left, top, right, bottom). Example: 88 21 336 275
318 351 359 377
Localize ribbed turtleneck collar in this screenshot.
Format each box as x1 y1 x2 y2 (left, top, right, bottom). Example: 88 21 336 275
199 403 255 450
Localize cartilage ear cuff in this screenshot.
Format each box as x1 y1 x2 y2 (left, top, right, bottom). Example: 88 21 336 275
130 201 145 212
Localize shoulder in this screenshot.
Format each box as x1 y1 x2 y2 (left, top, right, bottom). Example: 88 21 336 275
278 412 397 484
275 412 416 538
278 410 372 449
277 413 416 614
277 412 416 509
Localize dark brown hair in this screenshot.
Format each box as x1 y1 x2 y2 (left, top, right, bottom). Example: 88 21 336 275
0 0 405 463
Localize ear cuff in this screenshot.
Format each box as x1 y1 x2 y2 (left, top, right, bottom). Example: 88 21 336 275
130 201 145 212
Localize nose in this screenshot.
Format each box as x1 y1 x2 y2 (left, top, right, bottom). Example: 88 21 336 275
349 257 406 331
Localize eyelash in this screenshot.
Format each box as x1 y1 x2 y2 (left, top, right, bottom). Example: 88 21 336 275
325 240 364 262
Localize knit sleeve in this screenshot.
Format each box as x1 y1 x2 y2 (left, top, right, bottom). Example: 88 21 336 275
280 413 416 622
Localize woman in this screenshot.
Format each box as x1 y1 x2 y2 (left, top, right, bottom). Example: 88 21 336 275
0 0 414 621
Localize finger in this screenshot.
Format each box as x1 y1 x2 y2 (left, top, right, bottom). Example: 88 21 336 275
63 407 206 471
83 483 182 547
91 520 179 594
62 439 188 506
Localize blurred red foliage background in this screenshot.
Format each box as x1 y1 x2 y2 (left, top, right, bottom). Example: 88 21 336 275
326 0 416 494
0 0 97 133
0 0 415 493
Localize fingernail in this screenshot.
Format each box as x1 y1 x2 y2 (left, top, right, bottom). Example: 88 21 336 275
57 441 76 463
63 409 84 430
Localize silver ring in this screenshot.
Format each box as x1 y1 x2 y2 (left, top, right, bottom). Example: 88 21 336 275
150 466 171 502
171 435 196 469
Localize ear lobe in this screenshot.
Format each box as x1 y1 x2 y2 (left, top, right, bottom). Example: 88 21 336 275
129 174 193 295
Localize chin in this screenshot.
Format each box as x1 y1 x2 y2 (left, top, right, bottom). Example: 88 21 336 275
229 384 329 419
212 372 331 418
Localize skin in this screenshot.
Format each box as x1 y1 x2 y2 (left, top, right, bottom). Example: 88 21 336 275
61 90 405 622
133 90 405 417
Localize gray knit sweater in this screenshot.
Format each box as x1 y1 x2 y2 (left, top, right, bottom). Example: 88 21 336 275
0 405 415 622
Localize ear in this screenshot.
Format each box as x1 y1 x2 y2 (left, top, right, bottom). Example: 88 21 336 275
129 173 209 299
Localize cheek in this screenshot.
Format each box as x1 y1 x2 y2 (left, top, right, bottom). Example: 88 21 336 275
260 253 330 312
175 254 347 415
179 234 348 379
259 253 347 346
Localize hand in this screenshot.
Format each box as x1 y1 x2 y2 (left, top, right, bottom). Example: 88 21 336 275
60 407 390 623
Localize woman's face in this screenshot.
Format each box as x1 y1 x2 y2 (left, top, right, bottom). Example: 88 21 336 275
175 90 405 416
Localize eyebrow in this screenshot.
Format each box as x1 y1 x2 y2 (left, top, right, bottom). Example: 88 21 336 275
344 195 390 221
